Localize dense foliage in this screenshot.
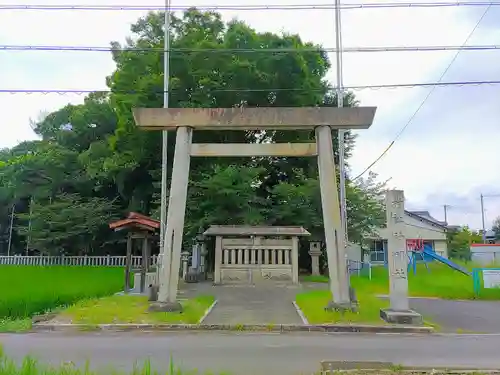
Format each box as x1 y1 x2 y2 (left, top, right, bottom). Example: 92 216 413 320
0 9 385 260
446 226 482 261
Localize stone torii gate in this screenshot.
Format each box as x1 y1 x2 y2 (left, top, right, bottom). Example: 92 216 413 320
133 106 377 312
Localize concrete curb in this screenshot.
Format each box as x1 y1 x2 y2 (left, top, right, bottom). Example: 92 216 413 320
31 322 434 334
320 361 500 372
292 301 309 325
320 367 500 373
376 295 481 303
198 299 218 324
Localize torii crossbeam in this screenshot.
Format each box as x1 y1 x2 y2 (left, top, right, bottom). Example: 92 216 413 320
133 106 377 312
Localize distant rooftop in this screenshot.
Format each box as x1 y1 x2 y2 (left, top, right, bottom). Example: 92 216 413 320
406 210 448 228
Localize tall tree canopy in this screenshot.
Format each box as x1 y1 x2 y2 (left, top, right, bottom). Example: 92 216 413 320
0 9 385 261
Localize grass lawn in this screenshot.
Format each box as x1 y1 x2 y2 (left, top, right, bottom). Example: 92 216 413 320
0 318 32 333
302 262 500 300
59 295 215 325
296 289 389 325
295 261 499 325
0 266 124 320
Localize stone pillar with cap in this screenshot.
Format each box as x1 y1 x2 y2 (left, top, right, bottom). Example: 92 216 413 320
309 241 322 276
181 251 190 280
380 189 423 325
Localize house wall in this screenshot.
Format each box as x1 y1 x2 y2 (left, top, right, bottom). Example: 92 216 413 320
376 214 447 242
360 213 448 263
434 240 448 258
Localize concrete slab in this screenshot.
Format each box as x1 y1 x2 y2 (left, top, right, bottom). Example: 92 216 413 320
380 308 423 325
202 285 303 325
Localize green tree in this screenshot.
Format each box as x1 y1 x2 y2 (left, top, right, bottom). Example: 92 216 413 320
447 226 482 261
270 170 386 243
17 193 119 255
492 216 500 241
0 8 385 262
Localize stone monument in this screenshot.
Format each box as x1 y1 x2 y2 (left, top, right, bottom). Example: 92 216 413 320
380 189 423 325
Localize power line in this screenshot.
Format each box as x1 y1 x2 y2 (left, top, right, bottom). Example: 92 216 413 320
3 44 500 53
352 4 492 181
1 1 499 11
1 80 500 95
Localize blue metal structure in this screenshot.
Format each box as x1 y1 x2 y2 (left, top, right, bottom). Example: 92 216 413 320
407 247 470 276
407 250 429 274
422 248 471 275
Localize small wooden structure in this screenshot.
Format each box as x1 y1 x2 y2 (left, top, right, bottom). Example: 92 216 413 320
109 212 160 293
204 225 310 285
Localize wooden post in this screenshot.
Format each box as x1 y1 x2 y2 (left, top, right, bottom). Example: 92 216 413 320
124 233 133 294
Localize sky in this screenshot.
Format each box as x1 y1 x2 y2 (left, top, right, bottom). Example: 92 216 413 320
0 0 499 229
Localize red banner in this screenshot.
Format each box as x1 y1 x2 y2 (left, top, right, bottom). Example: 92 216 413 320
406 238 424 251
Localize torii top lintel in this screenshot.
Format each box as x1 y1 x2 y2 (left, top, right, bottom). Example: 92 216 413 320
132 107 377 131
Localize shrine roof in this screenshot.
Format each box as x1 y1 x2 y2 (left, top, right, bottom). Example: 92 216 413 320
109 212 160 232
203 225 310 237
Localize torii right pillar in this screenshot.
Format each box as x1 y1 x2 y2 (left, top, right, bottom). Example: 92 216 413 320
380 189 423 325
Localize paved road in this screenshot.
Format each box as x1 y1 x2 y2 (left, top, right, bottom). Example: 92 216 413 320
2 332 500 374
409 298 500 333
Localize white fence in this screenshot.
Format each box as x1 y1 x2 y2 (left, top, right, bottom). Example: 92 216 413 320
0 255 159 267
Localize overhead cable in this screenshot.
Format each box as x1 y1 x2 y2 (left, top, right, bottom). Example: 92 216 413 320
1 80 500 95
352 4 493 181
2 44 500 53
1 1 500 11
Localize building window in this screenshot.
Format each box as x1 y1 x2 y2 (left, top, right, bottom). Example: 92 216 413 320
370 240 387 263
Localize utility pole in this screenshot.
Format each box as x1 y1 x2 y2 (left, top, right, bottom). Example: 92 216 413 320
157 0 172 300
334 0 351 304
480 193 486 243
335 0 347 245
7 204 14 256
443 204 449 224
26 197 33 255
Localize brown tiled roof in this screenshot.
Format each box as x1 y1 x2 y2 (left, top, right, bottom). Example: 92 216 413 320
109 212 160 232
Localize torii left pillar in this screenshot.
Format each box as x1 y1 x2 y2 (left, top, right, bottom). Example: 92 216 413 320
150 126 192 312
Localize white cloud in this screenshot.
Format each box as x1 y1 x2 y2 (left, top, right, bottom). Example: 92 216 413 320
1 0 499 229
